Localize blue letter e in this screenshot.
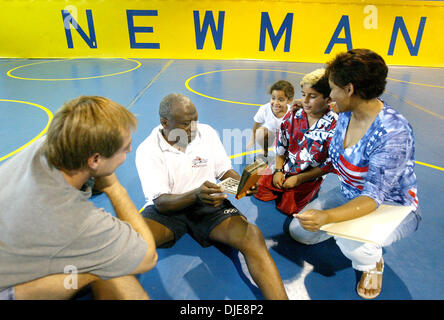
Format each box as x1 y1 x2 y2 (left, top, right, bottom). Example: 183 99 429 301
127 10 160 49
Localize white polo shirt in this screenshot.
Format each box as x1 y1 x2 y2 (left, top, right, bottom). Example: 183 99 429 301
135 123 232 206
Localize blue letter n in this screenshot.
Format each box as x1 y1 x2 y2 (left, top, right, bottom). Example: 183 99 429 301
388 17 427 56
61 9 97 49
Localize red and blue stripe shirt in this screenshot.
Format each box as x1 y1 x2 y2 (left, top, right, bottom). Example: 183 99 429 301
329 102 418 209
276 108 338 174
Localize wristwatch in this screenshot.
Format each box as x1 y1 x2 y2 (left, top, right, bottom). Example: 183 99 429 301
273 168 284 174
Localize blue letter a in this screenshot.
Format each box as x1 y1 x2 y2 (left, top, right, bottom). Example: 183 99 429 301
61 9 97 49
388 17 426 56
259 12 293 52
194 11 225 50
325 15 352 54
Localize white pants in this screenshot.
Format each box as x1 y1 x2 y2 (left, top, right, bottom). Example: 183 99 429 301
287 180 420 272
0 287 15 300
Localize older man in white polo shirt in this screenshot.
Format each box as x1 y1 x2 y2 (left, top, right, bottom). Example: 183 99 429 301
135 93 288 300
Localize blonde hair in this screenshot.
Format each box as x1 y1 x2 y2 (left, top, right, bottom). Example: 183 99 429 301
300 68 326 87
300 68 331 98
43 96 137 170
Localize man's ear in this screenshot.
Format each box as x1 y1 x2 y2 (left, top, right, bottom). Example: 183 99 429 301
160 117 168 128
87 153 101 171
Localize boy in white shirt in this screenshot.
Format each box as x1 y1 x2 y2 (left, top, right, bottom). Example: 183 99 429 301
248 80 294 157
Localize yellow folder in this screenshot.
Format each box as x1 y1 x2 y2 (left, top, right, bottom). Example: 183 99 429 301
320 204 415 245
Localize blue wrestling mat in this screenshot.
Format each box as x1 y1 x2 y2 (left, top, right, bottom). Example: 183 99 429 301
1 57 443 300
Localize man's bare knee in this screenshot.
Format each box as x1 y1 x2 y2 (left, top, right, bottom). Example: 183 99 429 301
237 224 267 254
91 275 149 300
14 273 98 300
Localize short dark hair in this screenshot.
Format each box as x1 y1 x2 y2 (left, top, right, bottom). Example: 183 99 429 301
159 93 192 119
326 48 388 100
269 80 295 100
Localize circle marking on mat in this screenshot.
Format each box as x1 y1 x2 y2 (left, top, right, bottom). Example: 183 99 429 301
7 58 141 81
387 77 444 89
0 99 53 162
185 69 305 106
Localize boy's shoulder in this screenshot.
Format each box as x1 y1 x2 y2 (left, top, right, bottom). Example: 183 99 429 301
283 107 304 121
316 109 338 131
324 109 339 122
259 102 271 111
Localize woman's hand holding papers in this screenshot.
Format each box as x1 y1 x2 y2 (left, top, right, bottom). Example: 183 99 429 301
294 209 329 232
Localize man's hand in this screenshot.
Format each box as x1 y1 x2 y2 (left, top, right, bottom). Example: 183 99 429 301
245 182 259 196
272 172 285 189
196 181 227 207
291 99 303 112
282 175 301 190
93 173 120 194
294 209 329 232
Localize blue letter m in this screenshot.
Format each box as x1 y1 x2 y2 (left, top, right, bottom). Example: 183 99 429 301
388 17 427 56
259 12 293 52
61 9 97 49
193 11 225 50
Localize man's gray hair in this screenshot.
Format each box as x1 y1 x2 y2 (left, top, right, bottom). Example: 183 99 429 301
159 93 191 118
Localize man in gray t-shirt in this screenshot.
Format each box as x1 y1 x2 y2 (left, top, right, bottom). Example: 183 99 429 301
0 96 157 300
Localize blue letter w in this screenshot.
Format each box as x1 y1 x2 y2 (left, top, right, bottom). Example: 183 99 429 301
194 11 225 50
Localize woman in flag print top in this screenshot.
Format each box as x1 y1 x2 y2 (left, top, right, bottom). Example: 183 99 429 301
329 105 418 207
285 49 421 299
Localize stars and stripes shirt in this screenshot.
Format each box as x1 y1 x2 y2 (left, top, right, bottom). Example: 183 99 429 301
276 108 338 174
329 102 419 209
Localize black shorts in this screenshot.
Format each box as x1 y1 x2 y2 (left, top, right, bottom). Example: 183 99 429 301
141 199 245 248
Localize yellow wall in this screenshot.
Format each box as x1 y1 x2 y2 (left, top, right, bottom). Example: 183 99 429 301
0 0 443 66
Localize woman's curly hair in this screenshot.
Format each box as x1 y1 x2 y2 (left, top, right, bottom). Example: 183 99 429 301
326 48 388 100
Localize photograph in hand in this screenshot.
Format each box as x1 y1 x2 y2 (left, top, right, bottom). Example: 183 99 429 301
218 177 240 194
218 158 267 199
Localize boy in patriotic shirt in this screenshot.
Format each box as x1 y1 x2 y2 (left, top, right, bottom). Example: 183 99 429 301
286 49 421 300
254 69 338 215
